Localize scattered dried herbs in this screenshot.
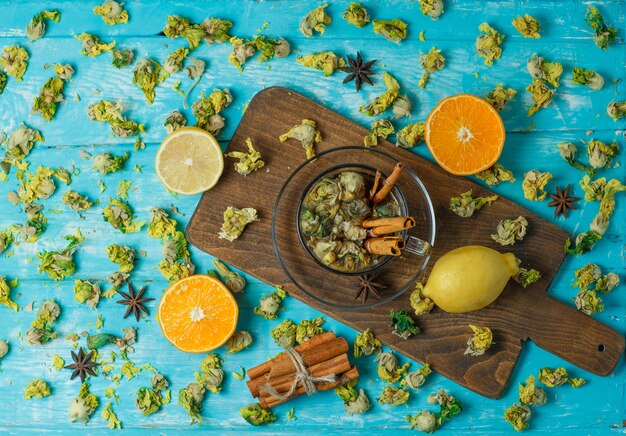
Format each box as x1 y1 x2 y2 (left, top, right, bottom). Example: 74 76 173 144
419 47 445 88
375 351 410 383
377 385 410 406
69 383 99 423
1 45 29 81
0 276 19 311
372 19 408 44
353 328 382 358
133 58 164 104
241 403 276 426
420 0 444 20
522 170 552 201
485 84 516 111
449 190 498 217
492 216 528 246
410 283 435 315
464 324 493 356
254 285 287 320
364 119 394 147
335 379 371 414
73 279 101 308
342 3 370 28
37 230 83 280
572 67 604 91
300 4 332 37
26 10 60 41
225 138 265 176
226 330 252 353
504 403 531 431
296 316 325 344
270 319 297 348
75 33 116 56
585 6 617 50
279 119 322 159
192 88 232 135
103 198 144 233
360 71 401 115
87 100 144 138
389 309 420 339
475 163 515 186
297 52 346 76
512 14 541 38
396 122 425 148
401 364 431 390
93 0 128 26
476 23 505 66
24 379 51 399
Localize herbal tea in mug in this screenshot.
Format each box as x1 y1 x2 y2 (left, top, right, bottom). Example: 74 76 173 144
297 162 431 274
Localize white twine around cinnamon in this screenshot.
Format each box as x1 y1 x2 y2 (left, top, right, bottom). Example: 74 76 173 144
259 347 337 400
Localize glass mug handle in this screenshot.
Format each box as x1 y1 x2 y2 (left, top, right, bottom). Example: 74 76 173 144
403 236 432 257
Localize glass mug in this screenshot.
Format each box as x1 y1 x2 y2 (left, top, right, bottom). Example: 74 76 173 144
296 161 433 276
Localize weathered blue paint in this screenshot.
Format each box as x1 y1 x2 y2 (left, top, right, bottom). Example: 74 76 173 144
0 1 623 434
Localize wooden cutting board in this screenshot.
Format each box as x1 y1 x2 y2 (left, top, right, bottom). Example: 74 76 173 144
186 87 624 399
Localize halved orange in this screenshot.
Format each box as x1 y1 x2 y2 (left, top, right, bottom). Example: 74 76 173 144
425 94 505 176
157 275 238 353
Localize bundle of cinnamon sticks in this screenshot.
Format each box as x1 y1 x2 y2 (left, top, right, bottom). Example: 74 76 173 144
246 332 358 409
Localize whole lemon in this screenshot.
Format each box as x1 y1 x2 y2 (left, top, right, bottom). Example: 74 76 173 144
421 245 519 313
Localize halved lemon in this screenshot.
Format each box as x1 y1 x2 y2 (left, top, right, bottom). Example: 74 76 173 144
157 275 239 353
155 126 224 195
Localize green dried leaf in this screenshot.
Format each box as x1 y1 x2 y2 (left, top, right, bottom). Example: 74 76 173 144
364 119 394 147
360 72 401 115
241 403 276 426
24 379 51 399
225 138 265 176
419 47 445 88
342 3 370 28
26 10 60 41
492 216 528 246
375 351 410 383
133 58 164 104
295 316 325 344
1 45 29 81
299 4 332 37
93 0 128 26
464 324 493 356
75 33 116 57
449 190 498 217
475 163 515 186
270 319 297 348
485 84 516 111
476 23 504 66
102 198 144 233
389 309 420 339
512 14 541 38
353 328 382 358
504 403 531 431
372 19 408 44
585 6 617 50
296 52 345 76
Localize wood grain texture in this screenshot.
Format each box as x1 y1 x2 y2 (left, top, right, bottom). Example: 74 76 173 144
187 87 624 398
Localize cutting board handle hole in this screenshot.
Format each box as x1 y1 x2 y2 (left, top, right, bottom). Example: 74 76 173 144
598 344 606 352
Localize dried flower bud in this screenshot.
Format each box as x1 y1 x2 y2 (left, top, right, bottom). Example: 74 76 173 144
270 319 297 348
450 190 498 218
518 375 547 406
372 19 408 44
406 410 438 433
464 324 493 356
476 23 505 66
522 170 552 201
241 403 276 426
297 52 346 76
396 122 425 148
485 84 516 111
295 316 325 344
343 3 370 28
353 328 382 358
213 259 246 293
375 351 410 383
300 4 332 37
225 330 252 353
0 340 8 360
401 364 432 390
504 403 531 431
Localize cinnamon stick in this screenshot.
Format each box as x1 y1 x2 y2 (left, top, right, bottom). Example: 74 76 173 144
364 236 404 256
267 337 348 380
363 216 416 236
372 162 404 204
247 332 336 380
260 366 360 409
255 354 351 399
247 336 348 396
369 170 382 200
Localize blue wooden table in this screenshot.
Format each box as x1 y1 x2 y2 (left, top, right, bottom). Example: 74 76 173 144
0 0 624 434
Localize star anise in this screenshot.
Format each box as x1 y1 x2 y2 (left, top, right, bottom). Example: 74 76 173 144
354 273 386 303
116 282 154 321
548 184 579 218
64 347 98 382
339 52 376 92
